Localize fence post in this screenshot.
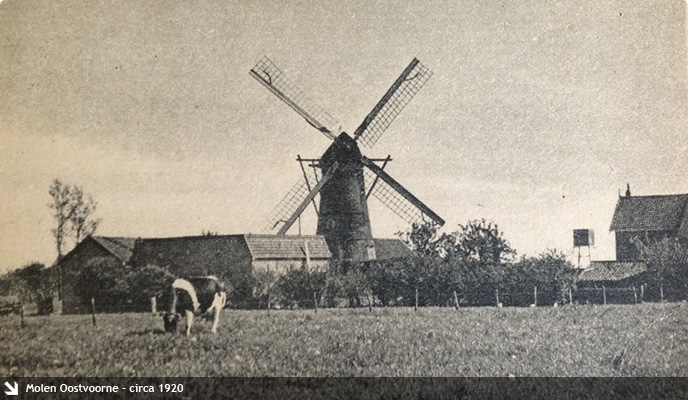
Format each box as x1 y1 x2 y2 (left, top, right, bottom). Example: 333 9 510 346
415 288 419 312
533 286 538 307
568 288 573 305
602 286 606 305
367 293 373 313
267 290 271 317
151 297 157 314
453 290 459 310
640 284 644 303
633 286 638 304
495 288 500 307
313 291 318 314
660 283 664 302
91 297 96 327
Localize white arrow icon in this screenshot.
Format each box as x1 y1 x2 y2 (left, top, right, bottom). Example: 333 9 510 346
4 381 18 396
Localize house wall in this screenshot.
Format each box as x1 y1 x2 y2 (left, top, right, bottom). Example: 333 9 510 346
252 259 330 275
616 230 677 261
59 238 122 314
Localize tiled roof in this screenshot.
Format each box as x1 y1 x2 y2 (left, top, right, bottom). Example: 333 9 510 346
578 261 647 282
373 239 413 260
244 234 331 260
91 236 137 263
610 194 688 232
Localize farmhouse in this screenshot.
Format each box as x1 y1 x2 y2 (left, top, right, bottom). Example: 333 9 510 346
610 186 688 261
577 187 688 303
54 234 411 314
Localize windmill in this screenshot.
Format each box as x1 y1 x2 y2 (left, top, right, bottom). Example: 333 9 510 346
250 56 444 264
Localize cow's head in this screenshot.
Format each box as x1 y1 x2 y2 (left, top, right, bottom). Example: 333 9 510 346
163 312 180 333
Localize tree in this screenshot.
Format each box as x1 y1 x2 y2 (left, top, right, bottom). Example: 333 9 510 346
48 179 72 257
48 179 100 256
397 221 455 258
633 236 688 301
68 185 99 244
451 219 515 265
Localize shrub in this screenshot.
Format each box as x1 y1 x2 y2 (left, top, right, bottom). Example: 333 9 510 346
272 266 326 309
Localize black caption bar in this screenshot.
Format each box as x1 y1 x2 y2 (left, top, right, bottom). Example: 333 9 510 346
3 378 688 399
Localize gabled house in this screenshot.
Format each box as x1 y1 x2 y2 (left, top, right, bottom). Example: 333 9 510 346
610 187 688 261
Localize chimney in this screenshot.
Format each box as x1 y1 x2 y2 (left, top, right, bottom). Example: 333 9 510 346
625 183 631 197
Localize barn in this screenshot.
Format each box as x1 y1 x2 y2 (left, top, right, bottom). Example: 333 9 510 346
54 234 411 314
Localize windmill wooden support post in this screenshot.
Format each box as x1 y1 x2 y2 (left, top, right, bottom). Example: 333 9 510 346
453 290 459 310
91 297 96 327
414 288 419 312
602 286 606 305
533 286 538 307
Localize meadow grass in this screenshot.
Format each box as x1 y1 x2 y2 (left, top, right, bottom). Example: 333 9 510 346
1 303 686 377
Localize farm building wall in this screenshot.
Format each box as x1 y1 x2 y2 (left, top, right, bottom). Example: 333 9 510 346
59 237 124 314
252 259 330 275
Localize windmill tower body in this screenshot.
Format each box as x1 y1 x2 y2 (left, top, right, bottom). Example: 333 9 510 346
316 133 375 263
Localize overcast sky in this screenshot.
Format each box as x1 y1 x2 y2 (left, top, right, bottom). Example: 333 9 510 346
1 0 686 273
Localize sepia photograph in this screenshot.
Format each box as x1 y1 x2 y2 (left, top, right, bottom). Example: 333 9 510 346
1 0 687 396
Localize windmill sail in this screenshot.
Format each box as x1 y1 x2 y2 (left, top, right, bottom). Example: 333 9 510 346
263 175 316 233
250 56 339 140
362 157 444 226
353 58 432 148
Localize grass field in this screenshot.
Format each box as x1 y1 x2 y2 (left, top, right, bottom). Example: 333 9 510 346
1 303 686 377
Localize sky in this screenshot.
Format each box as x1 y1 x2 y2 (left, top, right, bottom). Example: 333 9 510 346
1 0 686 273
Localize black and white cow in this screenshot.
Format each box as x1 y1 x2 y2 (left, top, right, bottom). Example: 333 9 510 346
163 275 227 336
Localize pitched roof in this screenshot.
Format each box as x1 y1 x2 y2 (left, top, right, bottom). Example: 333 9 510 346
578 261 647 282
244 234 331 260
91 236 137 263
610 194 688 232
130 235 250 270
373 239 413 260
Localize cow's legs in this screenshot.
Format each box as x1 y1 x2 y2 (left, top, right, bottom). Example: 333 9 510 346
185 310 194 336
211 306 221 334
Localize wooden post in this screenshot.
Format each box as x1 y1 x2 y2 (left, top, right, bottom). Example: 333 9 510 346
495 288 500 307
453 290 459 310
267 290 271 317
533 286 538 307
20 304 25 328
367 293 373 313
415 288 419 311
91 297 96 326
313 291 318 314
633 286 638 304
151 297 157 314
568 288 573 305
660 283 664 302
601 286 606 305
640 284 644 303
